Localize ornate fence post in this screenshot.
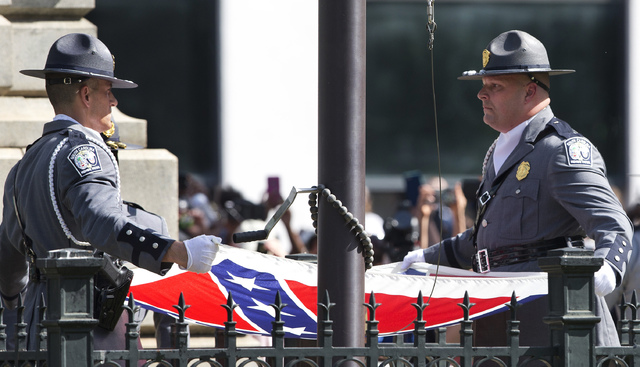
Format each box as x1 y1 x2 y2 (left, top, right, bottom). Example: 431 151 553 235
37 248 103 367
538 247 602 367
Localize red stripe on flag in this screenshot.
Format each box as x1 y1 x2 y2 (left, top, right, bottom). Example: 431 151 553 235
130 272 260 332
365 293 511 333
284 280 318 316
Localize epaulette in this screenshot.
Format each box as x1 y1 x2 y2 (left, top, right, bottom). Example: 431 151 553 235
545 118 594 168
546 117 581 140
67 129 89 146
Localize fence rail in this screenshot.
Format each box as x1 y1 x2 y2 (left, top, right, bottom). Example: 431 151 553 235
0 247 638 366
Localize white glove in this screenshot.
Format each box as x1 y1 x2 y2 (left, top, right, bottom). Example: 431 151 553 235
401 249 426 271
594 262 616 297
182 235 221 273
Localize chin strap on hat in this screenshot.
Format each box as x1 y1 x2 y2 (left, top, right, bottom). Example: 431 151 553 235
528 73 550 93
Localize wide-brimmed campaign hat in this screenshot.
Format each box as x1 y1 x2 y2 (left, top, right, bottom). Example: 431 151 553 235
20 33 137 89
458 30 574 81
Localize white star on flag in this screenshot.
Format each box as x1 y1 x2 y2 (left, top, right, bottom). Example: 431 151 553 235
227 272 269 292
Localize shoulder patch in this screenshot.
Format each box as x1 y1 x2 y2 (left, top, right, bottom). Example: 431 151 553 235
564 137 592 167
67 144 102 177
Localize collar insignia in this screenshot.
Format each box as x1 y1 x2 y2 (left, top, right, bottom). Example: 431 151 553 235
103 121 115 138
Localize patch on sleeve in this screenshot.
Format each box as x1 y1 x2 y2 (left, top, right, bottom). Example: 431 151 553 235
564 137 592 167
67 144 102 177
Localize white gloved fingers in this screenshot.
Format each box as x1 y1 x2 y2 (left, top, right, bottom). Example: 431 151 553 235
183 234 220 274
210 235 222 247
594 262 616 297
401 249 426 271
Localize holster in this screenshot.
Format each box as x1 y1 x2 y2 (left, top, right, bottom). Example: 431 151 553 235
93 252 134 331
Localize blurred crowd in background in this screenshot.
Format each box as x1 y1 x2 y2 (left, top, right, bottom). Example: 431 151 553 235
178 171 479 266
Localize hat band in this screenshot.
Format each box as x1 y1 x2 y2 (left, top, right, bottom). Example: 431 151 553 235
484 63 551 71
47 77 88 85
45 63 115 78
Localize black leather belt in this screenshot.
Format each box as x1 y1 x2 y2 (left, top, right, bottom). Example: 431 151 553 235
472 236 584 273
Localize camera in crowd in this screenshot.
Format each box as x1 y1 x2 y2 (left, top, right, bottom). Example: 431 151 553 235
224 198 267 223
382 199 418 262
437 188 456 207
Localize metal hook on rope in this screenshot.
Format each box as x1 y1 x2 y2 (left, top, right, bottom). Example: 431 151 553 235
426 0 437 50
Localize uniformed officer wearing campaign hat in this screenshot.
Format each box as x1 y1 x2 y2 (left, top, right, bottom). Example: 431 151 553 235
402 30 632 349
22 33 141 157
0 33 221 352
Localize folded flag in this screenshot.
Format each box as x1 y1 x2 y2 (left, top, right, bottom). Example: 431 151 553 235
129 244 547 338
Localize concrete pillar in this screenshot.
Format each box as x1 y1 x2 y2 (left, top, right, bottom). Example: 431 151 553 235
0 2 179 238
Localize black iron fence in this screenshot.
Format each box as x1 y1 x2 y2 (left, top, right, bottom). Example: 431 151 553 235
1 247 639 366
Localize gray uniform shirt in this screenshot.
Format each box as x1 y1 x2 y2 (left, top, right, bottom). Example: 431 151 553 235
425 107 632 278
0 119 175 306
422 107 632 346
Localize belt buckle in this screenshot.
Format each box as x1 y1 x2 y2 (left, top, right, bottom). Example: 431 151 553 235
476 248 490 273
479 191 492 206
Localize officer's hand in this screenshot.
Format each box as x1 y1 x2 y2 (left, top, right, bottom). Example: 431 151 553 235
594 262 616 297
401 249 426 271
182 235 221 273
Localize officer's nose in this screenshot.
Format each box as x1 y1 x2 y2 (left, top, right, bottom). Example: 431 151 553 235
477 86 489 101
477 86 488 100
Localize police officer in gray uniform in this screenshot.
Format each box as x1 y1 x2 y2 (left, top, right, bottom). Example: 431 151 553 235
402 30 633 348
0 33 220 352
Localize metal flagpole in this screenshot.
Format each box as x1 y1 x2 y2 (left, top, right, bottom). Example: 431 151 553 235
317 0 367 349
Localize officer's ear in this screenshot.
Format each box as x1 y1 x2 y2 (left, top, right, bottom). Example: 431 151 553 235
78 84 91 106
527 85 535 96
524 83 537 102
